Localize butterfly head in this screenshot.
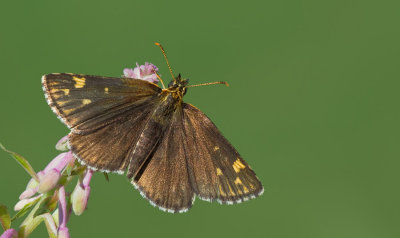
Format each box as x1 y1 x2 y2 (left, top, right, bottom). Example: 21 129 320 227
167 74 189 96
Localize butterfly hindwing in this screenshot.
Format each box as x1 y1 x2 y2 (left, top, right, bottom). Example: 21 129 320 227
131 102 263 212
42 73 161 134
182 103 264 204
131 107 195 213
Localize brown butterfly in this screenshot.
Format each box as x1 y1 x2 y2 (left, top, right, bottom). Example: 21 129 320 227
42 43 263 213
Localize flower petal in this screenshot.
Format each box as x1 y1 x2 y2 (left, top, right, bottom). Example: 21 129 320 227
14 195 42 211
43 152 73 173
19 187 38 200
123 62 159 83
38 169 61 193
123 68 135 78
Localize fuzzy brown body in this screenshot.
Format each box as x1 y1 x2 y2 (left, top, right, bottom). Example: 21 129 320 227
42 73 263 213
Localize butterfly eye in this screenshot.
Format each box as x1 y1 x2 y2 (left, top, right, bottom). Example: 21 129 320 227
168 81 175 87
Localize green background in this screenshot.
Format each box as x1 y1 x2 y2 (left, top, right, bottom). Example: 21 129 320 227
1 0 399 237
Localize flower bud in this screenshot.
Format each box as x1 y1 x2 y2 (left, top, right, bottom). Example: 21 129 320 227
43 152 70 173
19 187 38 200
0 229 17 238
58 227 70 238
26 177 39 189
14 195 41 211
71 169 93 215
71 183 90 216
55 135 69 151
38 168 61 193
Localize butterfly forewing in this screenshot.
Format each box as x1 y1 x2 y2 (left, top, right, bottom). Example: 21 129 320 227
68 103 157 173
182 103 264 204
42 73 161 134
42 73 162 173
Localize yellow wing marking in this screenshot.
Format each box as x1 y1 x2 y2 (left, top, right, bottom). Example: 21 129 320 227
213 146 220 151
51 94 62 99
82 99 92 105
233 158 246 173
227 184 235 196
58 101 67 106
234 177 249 193
104 87 109 94
72 76 86 88
61 89 70 95
63 108 75 115
219 185 226 196
49 81 60 86
216 167 223 176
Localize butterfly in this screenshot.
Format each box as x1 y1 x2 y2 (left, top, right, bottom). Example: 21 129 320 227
41 43 264 213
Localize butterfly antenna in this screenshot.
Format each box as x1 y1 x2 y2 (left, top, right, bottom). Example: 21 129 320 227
155 42 176 81
186 81 229 88
153 70 166 89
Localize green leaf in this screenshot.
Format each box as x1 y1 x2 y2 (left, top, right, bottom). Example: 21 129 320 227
57 175 68 187
19 213 57 238
19 196 48 237
0 143 39 182
0 204 11 231
65 161 74 176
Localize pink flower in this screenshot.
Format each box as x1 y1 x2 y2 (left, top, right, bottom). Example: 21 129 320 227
124 62 159 84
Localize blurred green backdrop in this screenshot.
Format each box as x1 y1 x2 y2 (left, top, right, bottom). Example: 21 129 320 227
1 0 399 237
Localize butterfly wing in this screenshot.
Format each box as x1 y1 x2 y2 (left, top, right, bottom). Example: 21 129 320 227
42 73 161 134
68 103 157 173
42 73 162 173
131 107 195 213
182 103 264 204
